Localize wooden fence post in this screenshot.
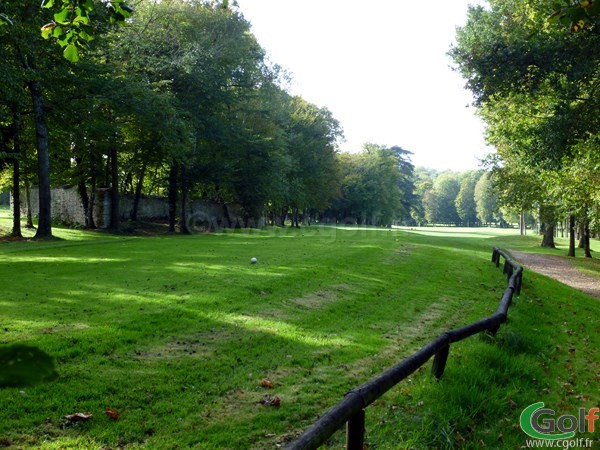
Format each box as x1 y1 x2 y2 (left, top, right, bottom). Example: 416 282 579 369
506 264 513 282
516 270 522 295
346 409 365 450
488 322 501 336
431 344 450 380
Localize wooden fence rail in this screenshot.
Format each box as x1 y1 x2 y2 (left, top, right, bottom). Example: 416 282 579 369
287 247 522 450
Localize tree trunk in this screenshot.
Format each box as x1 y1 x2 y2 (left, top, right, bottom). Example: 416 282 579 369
222 203 232 229
24 179 34 229
131 162 146 221
11 157 22 238
567 214 576 257
88 175 96 229
541 224 556 248
578 222 585 248
28 80 52 239
168 164 177 233
584 221 592 258
279 208 287 227
88 191 96 230
77 178 90 228
109 146 120 229
539 205 556 248
11 110 22 238
519 211 526 235
179 165 190 234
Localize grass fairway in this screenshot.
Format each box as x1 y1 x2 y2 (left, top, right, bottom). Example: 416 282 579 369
0 220 599 449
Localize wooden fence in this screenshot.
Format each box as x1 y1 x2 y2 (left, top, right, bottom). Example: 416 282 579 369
287 247 523 450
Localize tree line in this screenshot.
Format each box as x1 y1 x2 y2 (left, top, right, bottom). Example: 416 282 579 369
6 0 594 243
1 0 349 237
450 0 600 257
0 0 492 236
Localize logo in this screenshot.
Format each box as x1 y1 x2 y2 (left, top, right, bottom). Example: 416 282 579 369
520 402 599 440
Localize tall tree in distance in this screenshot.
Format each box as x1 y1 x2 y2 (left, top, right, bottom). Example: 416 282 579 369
455 170 483 226
474 171 498 226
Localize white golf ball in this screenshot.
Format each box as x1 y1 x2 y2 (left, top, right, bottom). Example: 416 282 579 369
251 257 258 264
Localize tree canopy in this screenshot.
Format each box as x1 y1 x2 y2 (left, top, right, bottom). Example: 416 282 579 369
450 0 600 253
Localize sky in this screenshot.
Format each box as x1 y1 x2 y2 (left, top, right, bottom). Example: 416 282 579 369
234 0 490 172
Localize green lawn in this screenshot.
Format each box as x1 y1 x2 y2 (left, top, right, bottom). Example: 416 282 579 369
1 216 599 449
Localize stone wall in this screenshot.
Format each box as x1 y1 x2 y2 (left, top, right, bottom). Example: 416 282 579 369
20 187 253 229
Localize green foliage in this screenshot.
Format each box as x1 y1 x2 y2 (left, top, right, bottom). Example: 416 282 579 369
430 172 461 225
451 0 600 243
327 144 414 226
40 0 131 62
1 0 346 233
474 171 499 224
455 171 483 226
549 0 600 31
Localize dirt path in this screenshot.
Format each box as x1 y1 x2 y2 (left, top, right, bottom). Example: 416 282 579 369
509 250 600 299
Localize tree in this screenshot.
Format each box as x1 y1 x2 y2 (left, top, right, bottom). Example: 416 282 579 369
411 167 435 225
431 172 461 225
455 170 483 226
0 0 66 239
283 97 342 226
327 144 413 227
451 0 600 249
474 172 498 226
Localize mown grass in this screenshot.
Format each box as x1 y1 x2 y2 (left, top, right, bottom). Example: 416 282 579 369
0 216 599 449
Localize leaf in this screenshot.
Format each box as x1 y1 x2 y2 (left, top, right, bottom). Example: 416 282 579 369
54 8 70 25
0 344 58 388
258 394 281 407
105 408 119 420
53 26 64 39
57 29 74 47
64 412 92 422
78 29 94 42
260 379 274 389
73 14 90 25
63 44 79 62
41 22 56 39
41 0 55 9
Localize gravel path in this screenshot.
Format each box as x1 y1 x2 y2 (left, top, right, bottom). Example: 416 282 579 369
509 250 600 299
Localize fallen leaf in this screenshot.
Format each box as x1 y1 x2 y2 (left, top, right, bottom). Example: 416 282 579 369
64 412 92 422
260 379 274 389
105 408 119 420
259 394 281 407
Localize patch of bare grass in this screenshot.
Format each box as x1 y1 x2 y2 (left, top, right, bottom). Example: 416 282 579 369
289 283 352 309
